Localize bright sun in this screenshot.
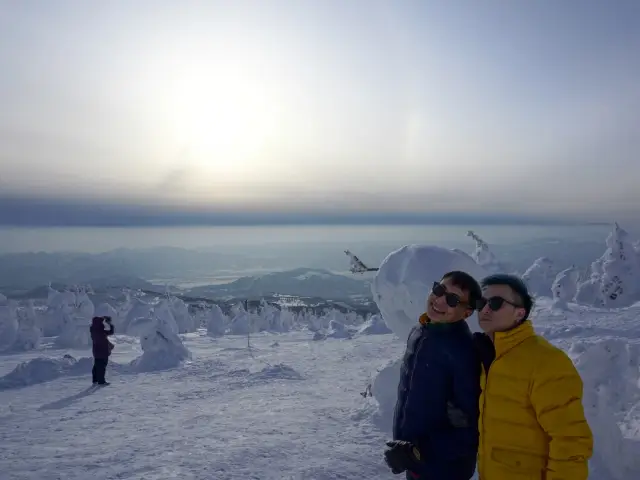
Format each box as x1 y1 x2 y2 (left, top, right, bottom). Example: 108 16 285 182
155 51 279 182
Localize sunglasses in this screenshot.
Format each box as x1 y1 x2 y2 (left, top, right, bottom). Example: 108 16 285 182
476 296 522 312
431 282 468 308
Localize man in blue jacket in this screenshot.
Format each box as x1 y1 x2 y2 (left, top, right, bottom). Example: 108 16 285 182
384 271 482 479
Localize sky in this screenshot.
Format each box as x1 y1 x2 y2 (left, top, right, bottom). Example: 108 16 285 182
0 0 639 226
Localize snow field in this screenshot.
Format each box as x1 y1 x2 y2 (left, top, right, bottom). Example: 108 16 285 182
0 331 403 480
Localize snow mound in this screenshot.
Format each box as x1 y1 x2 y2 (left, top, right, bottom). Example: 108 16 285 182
0 355 93 390
370 358 402 431
358 314 392 335
312 319 354 340
372 244 487 341
572 339 640 479
131 320 192 372
248 364 304 381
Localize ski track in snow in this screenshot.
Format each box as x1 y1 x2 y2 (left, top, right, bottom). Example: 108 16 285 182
0 332 403 480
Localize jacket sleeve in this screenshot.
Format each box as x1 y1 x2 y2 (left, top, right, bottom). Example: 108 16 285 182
530 351 593 479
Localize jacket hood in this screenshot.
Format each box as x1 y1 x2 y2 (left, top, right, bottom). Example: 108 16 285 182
91 317 104 328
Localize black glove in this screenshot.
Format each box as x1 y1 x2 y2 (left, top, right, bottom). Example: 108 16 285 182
384 440 422 475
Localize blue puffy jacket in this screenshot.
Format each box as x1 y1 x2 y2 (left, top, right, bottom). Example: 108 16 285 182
392 315 480 479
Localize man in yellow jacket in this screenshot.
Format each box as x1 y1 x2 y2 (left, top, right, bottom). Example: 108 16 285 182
473 274 593 479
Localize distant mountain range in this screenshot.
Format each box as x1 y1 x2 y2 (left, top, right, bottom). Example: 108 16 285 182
185 267 371 300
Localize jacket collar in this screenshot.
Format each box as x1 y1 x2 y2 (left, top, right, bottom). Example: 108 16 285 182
493 320 535 358
418 313 468 330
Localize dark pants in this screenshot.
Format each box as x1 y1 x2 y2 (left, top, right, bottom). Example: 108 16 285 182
92 358 108 384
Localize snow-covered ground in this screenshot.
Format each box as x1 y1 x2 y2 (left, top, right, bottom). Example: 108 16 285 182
1 300 639 479
1 227 640 479
0 330 400 480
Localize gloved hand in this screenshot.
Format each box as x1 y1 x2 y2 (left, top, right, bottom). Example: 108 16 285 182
384 440 422 475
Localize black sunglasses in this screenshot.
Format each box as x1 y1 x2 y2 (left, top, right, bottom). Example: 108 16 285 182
476 296 522 312
431 282 468 308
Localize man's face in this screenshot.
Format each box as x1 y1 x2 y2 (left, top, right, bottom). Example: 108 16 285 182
478 284 525 334
426 277 472 323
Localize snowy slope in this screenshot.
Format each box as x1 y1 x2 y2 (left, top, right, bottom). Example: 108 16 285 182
0 331 399 480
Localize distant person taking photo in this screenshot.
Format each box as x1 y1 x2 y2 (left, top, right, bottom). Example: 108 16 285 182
90 316 115 385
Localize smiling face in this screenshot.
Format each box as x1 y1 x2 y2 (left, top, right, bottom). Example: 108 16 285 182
478 284 526 334
426 277 473 323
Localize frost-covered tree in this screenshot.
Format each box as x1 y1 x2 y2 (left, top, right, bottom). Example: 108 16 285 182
123 297 153 334
522 257 555 298
206 304 227 337
576 222 640 308
131 318 192 372
74 286 95 320
13 303 42 351
153 299 180 335
229 302 252 334
170 296 196 333
0 301 19 351
551 265 580 310
466 230 507 274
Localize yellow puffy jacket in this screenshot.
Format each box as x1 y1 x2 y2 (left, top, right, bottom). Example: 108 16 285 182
477 320 593 480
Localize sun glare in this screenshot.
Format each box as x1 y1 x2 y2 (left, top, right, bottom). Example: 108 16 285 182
171 63 274 168
148 47 282 188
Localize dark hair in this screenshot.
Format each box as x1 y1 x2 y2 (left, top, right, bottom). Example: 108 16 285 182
480 273 534 321
441 271 482 309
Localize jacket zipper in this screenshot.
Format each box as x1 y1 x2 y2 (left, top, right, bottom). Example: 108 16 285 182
480 363 492 479
401 330 428 432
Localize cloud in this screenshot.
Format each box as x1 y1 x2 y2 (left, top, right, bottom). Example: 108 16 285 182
0 192 614 228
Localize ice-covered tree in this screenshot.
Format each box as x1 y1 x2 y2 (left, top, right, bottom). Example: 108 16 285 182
206 304 227 337
466 230 507 274
123 297 153 334
153 299 180 335
229 302 251 334
131 318 192 372
170 296 196 333
522 257 555 298
0 301 19 351
13 303 42 351
551 265 580 309
74 286 95 320
576 222 640 308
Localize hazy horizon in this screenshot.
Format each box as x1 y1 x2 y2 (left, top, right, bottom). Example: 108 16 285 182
2 1 639 225
0 223 620 292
